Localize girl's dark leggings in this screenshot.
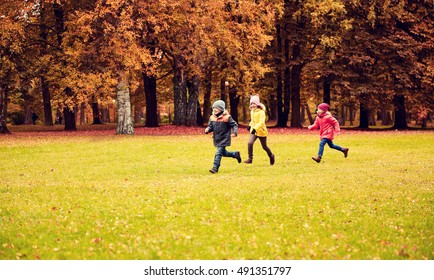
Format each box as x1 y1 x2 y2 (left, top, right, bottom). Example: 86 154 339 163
247 134 273 159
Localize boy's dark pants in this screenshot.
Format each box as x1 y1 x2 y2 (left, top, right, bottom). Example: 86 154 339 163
213 146 237 171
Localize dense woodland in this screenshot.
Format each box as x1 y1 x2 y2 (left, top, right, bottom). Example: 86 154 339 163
0 0 433 134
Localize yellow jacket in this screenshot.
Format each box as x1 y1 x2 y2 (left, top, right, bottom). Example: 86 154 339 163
248 106 268 137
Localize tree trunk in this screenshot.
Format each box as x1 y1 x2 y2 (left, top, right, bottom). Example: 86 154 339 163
91 101 102 124
305 104 314 125
63 107 76 131
380 106 390 126
276 65 285 126
196 100 203 127
39 4 53 126
186 76 199 127
359 94 369 129
0 85 11 134
323 78 331 105
22 88 33 125
220 79 227 105
41 76 53 126
24 105 32 125
80 102 86 125
300 105 306 124
275 22 285 127
53 2 65 47
101 107 110 123
242 96 248 123
290 45 302 128
290 68 302 127
392 94 408 129
340 104 345 126
203 68 212 122
173 58 187 126
143 72 159 127
421 118 427 128
63 88 76 131
229 87 240 123
277 35 290 127
269 94 277 121
369 111 376 126
349 106 355 126
116 78 134 135
134 104 143 124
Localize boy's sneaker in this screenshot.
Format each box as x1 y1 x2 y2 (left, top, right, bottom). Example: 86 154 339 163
342 148 349 158
235 152 242 163
312 156 321 163
244 158 252 164
270 154 275 165
209 168 218 174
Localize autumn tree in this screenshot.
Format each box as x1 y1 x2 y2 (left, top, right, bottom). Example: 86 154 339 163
64 0 160 134
276 0 351 128
332 0 434 129
0 1 28 133
220 0 276 123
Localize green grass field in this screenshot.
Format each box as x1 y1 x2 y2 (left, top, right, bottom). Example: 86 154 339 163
0 128 433 260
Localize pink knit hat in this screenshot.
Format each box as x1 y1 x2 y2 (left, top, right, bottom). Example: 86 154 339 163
250 95 261 106
317 103 330 111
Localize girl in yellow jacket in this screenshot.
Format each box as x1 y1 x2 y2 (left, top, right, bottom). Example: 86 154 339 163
245 95 275 165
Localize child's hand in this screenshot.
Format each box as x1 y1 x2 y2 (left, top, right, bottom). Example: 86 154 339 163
204 128 209 134
308 125 313 130
231 134 237 137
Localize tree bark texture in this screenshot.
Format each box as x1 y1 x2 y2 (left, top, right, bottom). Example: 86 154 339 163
91 101 102 124
305 104 314 125
79 103 86 125
277 35 290 127
0 85 11 134
63 107 76 131
203 68 212 122
290 45 302 128
173 59 187 126
323 78 331 105
63 88 76 131
186 76 199 127
143 73 159 127
40 76 53 126
275 23 285 127
392 94 408 129
116 79 134 135
228 87 239 123
196 100 203 127
39 4 53 126
359 94 369 129
219 79 227 106
242 96 248 123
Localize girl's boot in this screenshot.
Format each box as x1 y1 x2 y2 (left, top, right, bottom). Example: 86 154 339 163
244 158 252 164
269 154 275 165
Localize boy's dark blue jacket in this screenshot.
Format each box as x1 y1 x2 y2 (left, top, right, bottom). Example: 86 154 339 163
206 110 238 147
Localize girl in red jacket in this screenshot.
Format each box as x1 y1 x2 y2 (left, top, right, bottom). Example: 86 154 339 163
308 103 349 163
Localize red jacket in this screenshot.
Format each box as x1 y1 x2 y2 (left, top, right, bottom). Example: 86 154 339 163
309 112 340 140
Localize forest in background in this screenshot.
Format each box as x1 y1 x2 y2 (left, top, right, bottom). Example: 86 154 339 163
1 0 433 134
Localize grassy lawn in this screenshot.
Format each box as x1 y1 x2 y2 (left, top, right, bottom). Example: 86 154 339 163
0 128 433 260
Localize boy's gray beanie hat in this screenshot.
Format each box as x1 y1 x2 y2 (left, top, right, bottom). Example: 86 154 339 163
212 100 225 112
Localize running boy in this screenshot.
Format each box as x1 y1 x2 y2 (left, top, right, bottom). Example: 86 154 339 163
205 100 241 173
